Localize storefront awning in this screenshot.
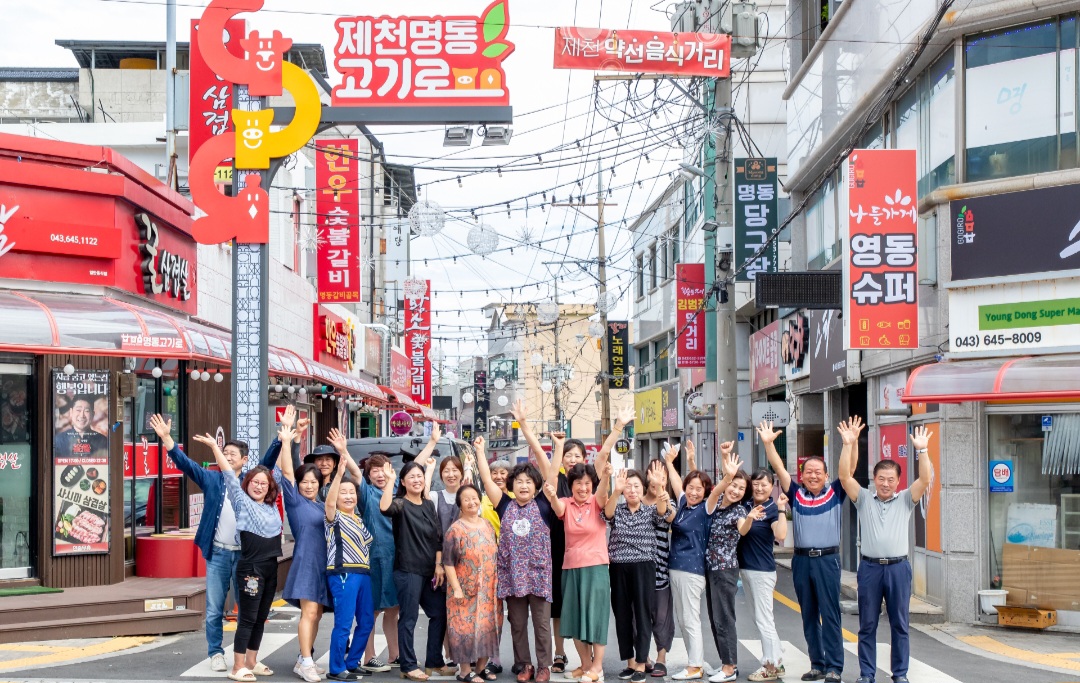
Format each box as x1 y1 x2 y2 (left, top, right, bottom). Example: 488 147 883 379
902 355 1080 403
0 290 385 401
379 385 438 420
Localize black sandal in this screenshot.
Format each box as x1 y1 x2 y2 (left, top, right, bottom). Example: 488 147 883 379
551 656 568 674
480 667 498 681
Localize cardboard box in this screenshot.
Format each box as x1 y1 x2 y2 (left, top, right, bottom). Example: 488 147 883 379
997 606 1057 629
1032 592 1080 612
1002 586 1030 607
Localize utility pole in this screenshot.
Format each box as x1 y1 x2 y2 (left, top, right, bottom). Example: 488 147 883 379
164 0 177 189
551 277 563 431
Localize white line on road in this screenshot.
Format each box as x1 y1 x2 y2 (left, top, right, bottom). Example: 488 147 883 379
315 633 387 672
181 633 295 678
843 641 963 683
739 640 813 676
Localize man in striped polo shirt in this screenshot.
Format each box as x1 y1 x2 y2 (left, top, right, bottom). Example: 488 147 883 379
759 421 845 683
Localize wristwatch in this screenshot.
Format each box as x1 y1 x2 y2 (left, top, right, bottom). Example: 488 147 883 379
916 448 928 454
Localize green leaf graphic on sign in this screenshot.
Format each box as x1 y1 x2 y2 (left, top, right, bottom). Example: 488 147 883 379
482 42 510 58
482 1 507 43
960 205 966 214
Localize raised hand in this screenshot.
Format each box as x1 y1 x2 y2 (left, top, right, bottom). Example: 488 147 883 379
429 421 442 443
510 398 527 424
328 427 348 454
757 420 782 444
149 414 172 440
720 440 735 456
473 435 486 455
663 443 679 465
296 417 310 442
277 424 296 445
614 469 628 494
191 433 221 454
777 492 789 512
280 404 297 429
383 461 397 483
550 431 566 448
748 504 767 520
685 440 696 463
542 482 557 498
335 451 348 477
721 450 744 480
602 461 613 480
647 459 666 484
615 405 635 428
910 425 932 451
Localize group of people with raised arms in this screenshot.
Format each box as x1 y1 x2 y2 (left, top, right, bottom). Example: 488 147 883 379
153 401 932 683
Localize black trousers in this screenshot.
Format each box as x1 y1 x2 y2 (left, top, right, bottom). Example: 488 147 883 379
610 561 656 664
705 568 739 667
234 558 279 655
393 570 447 672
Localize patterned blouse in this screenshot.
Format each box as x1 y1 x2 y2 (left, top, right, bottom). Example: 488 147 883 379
706 501 746 572
605 502 667 564
495 495 555 600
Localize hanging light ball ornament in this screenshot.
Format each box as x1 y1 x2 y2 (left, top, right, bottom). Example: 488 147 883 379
537 300 560 325
504 339 523 355
531 352 544 367
201 371 211 382
497 395 510 407
214 372 224 383
467 223 500 256
404 278 429 300
151 366 163 379
63 363 75 376
597 290 621 314
408 199 446 237
540 380 553 393
493 377 507 390
589 321 605 338
190 368 201 380
287 385 296 395
462 392 475 404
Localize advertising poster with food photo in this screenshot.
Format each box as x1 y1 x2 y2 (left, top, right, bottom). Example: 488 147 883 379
52 370 110 556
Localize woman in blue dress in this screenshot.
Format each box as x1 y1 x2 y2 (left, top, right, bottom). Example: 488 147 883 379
277 407 331 683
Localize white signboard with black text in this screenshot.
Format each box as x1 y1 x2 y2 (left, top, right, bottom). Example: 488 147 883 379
950 277 1080 356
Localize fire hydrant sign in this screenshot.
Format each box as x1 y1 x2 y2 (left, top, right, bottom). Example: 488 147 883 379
316 139 361 303
553 28 731 78
331 1 514 107
844 149 919 350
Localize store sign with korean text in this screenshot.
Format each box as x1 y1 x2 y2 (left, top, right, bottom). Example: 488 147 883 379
332 1 515 108
781 312 809 381
137 213 192 303
313 305 357 372
845 149 919 350
749 320 782 392
734 158 779 282
808 309 846 393
607 321 629 388
364 329 382 377
123 440 183 479
473 370 489 434
676 263 706 368
188 18 244 165
660 382 680 430
404 279 432 406
316 139 361 303
634 386 662 434
951 183 1080 281
391 349 411 394
879 424 909 491
553 28 730 78
949 277 1080 356
52 370 110 556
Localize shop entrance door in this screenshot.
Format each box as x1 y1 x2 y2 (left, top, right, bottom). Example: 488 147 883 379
0 364 33 578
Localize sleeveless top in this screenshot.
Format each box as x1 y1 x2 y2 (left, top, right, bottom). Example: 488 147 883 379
433 489 461 538
496 498 552 600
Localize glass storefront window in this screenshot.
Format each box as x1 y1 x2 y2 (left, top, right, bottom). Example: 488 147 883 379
919 50 956 194
0 372 32 576
987 413 1080 588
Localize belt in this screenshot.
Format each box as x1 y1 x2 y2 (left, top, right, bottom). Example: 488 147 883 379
213 541 241 552
794 546 839 557
862 555 906 565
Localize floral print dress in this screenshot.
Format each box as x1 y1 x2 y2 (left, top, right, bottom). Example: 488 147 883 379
443 518 500 663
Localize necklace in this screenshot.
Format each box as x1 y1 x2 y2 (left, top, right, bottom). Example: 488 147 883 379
571 500 590 524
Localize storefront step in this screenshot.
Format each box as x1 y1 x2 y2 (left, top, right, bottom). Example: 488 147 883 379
0 607 204 644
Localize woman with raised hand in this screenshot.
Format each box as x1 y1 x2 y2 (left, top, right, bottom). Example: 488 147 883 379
475 434 558 683
275 407 331 683
443 482 499 683
663 441 732 682
381 434 450 683
543 427 614 683
192 431 285 683
642 460 675 678
704 448 749 683
432 453 464 537
738 471 788 682
324 451 376 681
605 468 672 683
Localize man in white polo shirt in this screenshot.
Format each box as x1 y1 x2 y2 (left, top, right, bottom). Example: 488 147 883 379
837 418 933 683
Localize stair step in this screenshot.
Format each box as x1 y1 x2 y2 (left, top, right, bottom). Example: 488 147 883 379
0 609 205 644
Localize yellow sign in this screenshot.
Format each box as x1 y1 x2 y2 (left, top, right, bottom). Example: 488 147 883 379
214 165 233 184
511 420 520 429
233 62 322 170
634 387 663 434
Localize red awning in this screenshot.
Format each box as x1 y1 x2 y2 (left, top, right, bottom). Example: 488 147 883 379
0 290 385 401
902 355 1080 403
379 385 438 420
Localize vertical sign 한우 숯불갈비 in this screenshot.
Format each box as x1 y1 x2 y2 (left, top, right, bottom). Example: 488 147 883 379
845 149 919 349
316 139 361 303
734 158 779 282
405 279 432 407
676 263 706 368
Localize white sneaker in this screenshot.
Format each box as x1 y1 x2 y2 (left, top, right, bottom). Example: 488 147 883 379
673 668 704 681
297 661 322 682
708 671 736 683
211 653 228 672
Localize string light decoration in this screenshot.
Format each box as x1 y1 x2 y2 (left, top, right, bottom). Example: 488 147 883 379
531 352 544 367
467 224 500 256
408 199 446 237
462 391 475 404
597 290 621 314
588 321 605 338
537 300 559 325
493 377 507 390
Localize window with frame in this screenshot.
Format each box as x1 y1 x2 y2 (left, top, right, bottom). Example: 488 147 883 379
653 337 671 383
637 344 651 387
649 243 658 291
806 172 841 270
636 253 645 299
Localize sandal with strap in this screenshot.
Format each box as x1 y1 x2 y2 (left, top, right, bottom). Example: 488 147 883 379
551 656 568 674
228 668 257 683
480 665 499 681
250 663 273 676
403 671 431 682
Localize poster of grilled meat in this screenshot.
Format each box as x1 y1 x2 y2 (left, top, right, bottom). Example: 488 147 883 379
52 370 110 555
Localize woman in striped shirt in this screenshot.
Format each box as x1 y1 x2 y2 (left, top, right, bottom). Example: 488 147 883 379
325 453 376 681
193 432 285 683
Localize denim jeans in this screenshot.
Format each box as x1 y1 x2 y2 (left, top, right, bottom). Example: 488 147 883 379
205 547 239 657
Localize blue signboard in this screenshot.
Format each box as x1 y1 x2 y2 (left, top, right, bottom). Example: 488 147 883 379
989 460 1014 493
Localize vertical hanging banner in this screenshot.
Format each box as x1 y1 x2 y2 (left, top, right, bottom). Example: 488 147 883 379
845 149 919 350
316 139 361 302
734 158 779 282
473 370 489 434
607 321 629 388
188 18 245 167
52 370 111 556
676 263 706 368
404 279 432 407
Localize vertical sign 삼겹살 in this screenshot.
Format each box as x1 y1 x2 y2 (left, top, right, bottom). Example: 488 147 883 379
404 279 432 407
188 18 245 167
846 149 919 350
676 263 706 368
734 158 779 282
607 321 629 388
316 139 361 303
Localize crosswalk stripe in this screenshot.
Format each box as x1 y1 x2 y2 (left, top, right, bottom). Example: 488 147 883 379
315 633 388 671
842 641 963 682
180 633 295 678
740 640 812 677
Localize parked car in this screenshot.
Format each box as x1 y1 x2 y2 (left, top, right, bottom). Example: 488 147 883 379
345 436 470 492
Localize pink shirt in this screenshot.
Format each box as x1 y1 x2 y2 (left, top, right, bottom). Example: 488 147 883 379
558 495 610 569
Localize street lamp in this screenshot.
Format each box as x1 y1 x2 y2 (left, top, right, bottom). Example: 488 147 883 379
679 162 707 180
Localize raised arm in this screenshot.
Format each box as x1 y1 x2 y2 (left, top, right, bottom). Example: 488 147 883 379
328 428 362 481
773 492 789 542
149 413 176 452
379 461 399 513
511 398 549 477
908 425 934 501
473 436 503 507
545 431 566 489
150 414 209 488
836 416 865 501
663 443 683 500
414 422 442 468
604 469 626 519
739 503 766 535
193 433 230 475
595 405 634 476
708 443 740 512
686 439 697 472
324 452 349 522
757 421 791 493
542 480 566 518
278 424 296 483
595 461 612 509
